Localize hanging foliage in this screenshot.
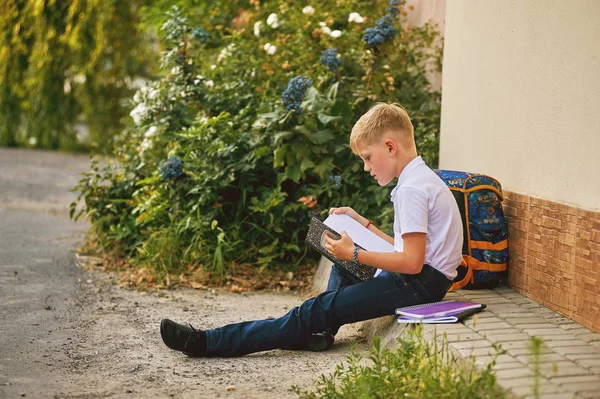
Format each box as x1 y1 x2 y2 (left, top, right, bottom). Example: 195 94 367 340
0 0 156 151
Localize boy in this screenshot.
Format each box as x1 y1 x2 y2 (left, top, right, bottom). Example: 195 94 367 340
160 102 463 357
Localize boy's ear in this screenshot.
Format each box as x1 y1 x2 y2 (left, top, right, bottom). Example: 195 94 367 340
384 138 397 156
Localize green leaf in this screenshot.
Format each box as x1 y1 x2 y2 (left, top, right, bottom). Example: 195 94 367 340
313 157 335 178
273 131 293 145
255 146 270 158
300 158 315 173
327 81 340 101
317 113 341 126
285 163 301 183
311 129 334 144
303 86 319 103
273 144 288 167
257 111 281 120
135 175 160 186
331 99 352 122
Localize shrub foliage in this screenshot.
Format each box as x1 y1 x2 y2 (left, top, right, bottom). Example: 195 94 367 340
71 0 443 278
293 328 508 399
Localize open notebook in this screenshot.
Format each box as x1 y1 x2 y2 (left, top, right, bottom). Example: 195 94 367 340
396 300 486 324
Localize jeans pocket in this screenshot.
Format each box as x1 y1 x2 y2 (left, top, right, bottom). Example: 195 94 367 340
387 271 409 287
413 274 452 302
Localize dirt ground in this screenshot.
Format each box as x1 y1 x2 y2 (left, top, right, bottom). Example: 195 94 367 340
0 148 367 399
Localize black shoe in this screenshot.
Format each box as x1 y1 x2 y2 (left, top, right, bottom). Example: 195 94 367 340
308 332 334 351
160 319 207 357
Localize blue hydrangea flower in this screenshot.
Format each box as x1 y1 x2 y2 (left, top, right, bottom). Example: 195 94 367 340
281 75 313 113
159 156 184 181
192 27 210 43
319 48 344 73
328 175 342 188
362 16 398 48
386 5 401 17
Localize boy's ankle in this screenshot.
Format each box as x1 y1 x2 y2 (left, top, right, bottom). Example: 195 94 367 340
308 332 334 351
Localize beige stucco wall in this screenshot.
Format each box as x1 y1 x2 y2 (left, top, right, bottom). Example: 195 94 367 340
439 0 600 211
406 0 446 90
406 0 445 33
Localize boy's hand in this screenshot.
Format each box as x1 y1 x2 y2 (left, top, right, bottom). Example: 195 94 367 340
324 231 355 261
329 207 369 228
329 207 361 221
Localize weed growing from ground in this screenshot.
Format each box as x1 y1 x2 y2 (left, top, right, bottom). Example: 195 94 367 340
293 326 508 399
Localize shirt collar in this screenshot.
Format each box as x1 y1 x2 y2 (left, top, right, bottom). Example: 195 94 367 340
390 156 424 199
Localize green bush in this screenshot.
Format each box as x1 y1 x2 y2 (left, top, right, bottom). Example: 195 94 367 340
292 328 508 399
0 0 156 151
71 0 443 279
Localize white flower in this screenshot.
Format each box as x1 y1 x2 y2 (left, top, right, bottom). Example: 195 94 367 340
217 44 234 63
144 126 157 138
263 43 277 55
200 116 209 123
302 6 315 16
210 64 217 70
204 80 214 89
330 30 342 38
73 74 86 84
348 12 364 24
321 26 331 35
63 80 71 94
130 103 147 125
140 137 152 151
171 66 181 75
319 22 327 27
28 137 37 146
266 13 279 28
253 21 262 37
148 88 159 99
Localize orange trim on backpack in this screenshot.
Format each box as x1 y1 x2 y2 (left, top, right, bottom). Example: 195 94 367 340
464 185 503 200
449 258 473 292
470 239 508 251
448 184 503 201
464 174 504 197
464 255 507 272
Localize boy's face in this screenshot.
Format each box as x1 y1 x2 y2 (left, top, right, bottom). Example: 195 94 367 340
356 140 398 186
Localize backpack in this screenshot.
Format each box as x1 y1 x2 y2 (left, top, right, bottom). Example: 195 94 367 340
433 169 509 290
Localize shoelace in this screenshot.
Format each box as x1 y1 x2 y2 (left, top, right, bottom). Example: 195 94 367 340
184 323 198 350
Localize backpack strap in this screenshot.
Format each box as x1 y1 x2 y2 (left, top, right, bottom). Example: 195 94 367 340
449 256 475 292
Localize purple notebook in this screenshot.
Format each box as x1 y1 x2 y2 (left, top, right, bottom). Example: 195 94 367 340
395 300 483 320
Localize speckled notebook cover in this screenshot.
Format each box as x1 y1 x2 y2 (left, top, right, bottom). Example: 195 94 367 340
306 217 376 281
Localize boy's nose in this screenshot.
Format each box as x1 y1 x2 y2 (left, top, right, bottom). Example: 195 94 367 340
363 163 370 172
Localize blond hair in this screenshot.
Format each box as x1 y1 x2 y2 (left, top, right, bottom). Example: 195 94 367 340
349 102 414 154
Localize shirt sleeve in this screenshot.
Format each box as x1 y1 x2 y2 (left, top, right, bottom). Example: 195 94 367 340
395 187 429 236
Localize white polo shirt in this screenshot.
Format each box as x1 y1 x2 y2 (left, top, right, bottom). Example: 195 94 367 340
375 156 463 280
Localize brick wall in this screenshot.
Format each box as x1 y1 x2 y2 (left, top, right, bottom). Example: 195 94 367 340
503 191 600 332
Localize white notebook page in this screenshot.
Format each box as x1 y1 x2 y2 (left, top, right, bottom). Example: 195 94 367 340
324 214 395 253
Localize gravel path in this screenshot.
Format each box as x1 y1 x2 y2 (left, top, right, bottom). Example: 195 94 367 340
0 148 366 399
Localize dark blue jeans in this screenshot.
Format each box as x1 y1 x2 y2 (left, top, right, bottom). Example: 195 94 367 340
204 264 452 357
